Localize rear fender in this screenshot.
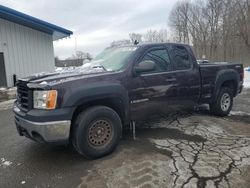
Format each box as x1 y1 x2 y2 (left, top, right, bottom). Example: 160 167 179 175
213 69 240 102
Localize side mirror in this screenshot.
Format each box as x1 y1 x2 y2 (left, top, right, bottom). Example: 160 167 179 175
134 60 156 74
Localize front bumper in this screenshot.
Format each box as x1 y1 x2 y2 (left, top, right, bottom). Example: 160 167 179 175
15 116 71 143
14 104 72 144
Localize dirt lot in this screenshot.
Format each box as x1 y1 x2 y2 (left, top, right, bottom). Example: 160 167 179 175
0 89 250 188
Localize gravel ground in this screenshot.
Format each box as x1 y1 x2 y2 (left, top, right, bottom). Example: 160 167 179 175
0 89 250 188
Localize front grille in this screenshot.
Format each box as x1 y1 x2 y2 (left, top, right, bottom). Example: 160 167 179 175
16 81 32 111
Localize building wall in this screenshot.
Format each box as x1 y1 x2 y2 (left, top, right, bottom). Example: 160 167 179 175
0 18 54 87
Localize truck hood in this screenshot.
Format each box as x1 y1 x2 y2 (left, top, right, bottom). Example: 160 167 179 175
19 65 112 88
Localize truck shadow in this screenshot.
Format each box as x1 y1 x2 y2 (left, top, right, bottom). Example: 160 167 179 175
121 108 207 158
195 103 250 124
23 142 86 162
121 126 207 159
135 127 206 143
21 107 213 163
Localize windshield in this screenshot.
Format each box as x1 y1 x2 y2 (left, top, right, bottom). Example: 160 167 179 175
91 46 137 71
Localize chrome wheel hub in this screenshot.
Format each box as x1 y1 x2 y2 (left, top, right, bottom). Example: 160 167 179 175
221 93 231 112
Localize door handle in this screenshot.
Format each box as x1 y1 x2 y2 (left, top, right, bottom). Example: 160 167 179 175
165 77 176 82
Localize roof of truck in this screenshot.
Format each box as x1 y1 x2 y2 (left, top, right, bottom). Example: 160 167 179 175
121 42 191 48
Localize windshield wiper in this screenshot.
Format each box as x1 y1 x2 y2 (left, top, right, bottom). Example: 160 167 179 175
92 65 107 71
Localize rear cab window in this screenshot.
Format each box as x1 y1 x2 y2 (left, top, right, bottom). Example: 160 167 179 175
171 45 192 71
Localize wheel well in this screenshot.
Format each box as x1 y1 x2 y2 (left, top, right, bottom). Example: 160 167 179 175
221 80 237 96
71 98 126 126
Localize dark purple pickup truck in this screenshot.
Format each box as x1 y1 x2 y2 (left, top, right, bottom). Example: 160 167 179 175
14 43 244 158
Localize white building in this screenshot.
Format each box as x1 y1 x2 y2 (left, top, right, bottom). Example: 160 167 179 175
0 5 72 87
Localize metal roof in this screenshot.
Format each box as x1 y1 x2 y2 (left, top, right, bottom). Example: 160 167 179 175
0 5 73 40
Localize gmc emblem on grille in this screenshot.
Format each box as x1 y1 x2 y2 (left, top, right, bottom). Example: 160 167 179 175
17 94 22 100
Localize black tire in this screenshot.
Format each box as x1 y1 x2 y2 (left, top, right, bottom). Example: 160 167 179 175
72 106 122 159
209 87 233 117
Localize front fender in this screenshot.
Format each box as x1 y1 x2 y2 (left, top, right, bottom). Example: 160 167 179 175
62 82 129 106
60 82 130 123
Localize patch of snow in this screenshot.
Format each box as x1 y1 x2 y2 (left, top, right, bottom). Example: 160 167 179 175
0 99 15 111
244 66 250 71
3 161 12 166
39 81 48 85
244 70 250 88
55 66 80 73
0 87 7 91
7 87 16 92
55 67 63 72
230 111 250 116
1 158 12 167
54 62 106 74
32 72 47 77
82 63 91 68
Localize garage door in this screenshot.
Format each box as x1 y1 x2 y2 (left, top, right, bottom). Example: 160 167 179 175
0 53 7 87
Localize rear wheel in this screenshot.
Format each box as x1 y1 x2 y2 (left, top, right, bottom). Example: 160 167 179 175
210 87 233 116
72 106 122 159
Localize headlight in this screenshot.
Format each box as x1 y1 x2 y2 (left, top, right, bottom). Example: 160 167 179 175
33 90 57 109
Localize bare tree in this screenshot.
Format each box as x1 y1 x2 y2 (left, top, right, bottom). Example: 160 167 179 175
110 39 131 47
169 0 190 43
67 51 92 60
234 0 250 50
157 29 169 42
169 0 250 66
143 29 168 42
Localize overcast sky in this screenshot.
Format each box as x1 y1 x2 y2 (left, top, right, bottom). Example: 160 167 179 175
1 0 177 59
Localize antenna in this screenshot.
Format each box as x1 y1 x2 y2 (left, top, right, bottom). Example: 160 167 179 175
75 36 77 54
134 40 139 45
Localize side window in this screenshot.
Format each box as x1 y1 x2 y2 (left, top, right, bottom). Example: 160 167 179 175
172 46 191 70
139 49 171 73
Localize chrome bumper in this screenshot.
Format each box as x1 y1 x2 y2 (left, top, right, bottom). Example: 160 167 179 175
15 116 71 143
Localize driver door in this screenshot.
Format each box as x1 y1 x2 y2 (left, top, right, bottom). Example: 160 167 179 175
128 46 178 121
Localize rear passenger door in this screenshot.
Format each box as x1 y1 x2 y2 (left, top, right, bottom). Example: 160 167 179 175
168 44 201 106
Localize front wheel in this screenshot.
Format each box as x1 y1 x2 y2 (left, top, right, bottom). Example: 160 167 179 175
72 106 122 159
210 87 233 116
